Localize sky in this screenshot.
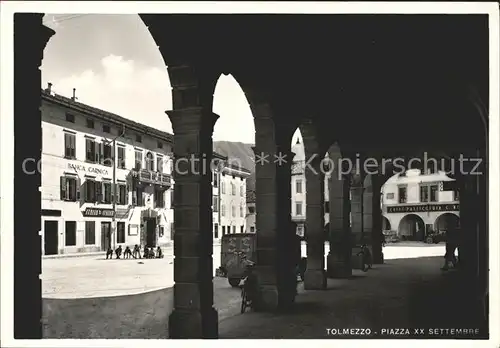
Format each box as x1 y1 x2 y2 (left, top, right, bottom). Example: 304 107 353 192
41 14 267 144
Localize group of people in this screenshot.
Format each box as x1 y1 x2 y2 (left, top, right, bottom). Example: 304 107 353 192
106 244 164 260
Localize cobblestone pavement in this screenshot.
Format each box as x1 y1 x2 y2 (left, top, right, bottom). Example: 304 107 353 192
42 243 446 299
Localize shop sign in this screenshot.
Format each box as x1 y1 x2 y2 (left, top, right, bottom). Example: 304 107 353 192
387 203 460 214
82 207 115 217
68 163 109 176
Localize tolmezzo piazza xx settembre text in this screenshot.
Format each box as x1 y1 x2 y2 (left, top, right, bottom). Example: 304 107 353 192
326 328 480 337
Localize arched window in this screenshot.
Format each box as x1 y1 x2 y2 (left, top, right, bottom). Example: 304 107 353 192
146 152 154 171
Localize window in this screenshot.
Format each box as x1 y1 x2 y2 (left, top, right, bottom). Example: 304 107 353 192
157 155 163 173
240 204 244 217
324 201 330 213
102 143 112 166
155 189 165 208
159 226 164 237
117 222 126 244
64 133 76 159
386 192 394 200
214 224 219 239
231 182 236 195
102 124 111 133
213 196 219 212
86 138 97 162
117 146 126 169
296 202 303 216
85 221 95 245
232 205 236 217
85 179 101 203
221 181 225 194
227 225 231 234
232 226 236 234
157 141 163 149
430 185 438 202
420 185 429 202
102 182 112 204
118 184 127 205
296 179 303 194
136 134 142 143
250 226 255 233
221 204 226 217
213 172 218 187
146 152 155 171
134 150 143 170
222 226 226 235
248 206 255 214
65 113 75 123
65 221 76 246
60 176 79 201
398 186 407 203
454 189 460 201
86 118 94 129
134 186 144 206
240 226 244 233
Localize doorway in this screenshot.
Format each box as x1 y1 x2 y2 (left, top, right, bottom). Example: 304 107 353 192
44 220 58 255
145 218 157 248
101 222 111 251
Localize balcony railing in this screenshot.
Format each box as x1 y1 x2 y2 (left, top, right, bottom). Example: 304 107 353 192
132 169 171 187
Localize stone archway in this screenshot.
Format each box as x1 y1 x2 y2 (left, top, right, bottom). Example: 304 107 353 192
382 216 391 231
434 212 460 232
398 214 426 242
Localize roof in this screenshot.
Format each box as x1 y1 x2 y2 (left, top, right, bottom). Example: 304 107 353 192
41 88 226 160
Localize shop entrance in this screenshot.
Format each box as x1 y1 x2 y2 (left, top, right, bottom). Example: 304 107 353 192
145 217 157 248
101 222 111 251
44 220 58 255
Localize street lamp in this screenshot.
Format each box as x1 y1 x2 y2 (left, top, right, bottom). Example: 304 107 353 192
103 125 126 250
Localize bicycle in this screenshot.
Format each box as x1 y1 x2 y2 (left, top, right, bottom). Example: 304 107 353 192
357 244 373 272
240 262 256 314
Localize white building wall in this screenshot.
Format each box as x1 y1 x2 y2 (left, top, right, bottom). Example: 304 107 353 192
40 98 174 255
219 169 248 235
381 170 460 237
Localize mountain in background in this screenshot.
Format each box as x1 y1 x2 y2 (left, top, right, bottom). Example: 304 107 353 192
213 141 256 191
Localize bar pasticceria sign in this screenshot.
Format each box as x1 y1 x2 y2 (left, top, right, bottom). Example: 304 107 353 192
387 203 460 214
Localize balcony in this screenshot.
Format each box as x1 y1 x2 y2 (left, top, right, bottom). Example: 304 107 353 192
131 169 171 188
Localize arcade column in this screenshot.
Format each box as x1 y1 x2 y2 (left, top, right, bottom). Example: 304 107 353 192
350 173 365 268
165 64 219 339
362 175 384 264
251 101 297 310
326 173 352 278
304 155 327 289
14 14 55 339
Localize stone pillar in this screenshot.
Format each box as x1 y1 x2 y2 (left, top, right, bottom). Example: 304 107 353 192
362 175 384 264
350 175 364 268
166 65 219 339
252 114 296 311
327 173 352 278
15 15 54 339
304 155 327 289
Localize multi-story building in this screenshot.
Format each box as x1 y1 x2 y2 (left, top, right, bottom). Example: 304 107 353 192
40 85 174 255
39 84 231 255
219 163 251 236
245 190 256 233
381 169 460 241
290 138 330 238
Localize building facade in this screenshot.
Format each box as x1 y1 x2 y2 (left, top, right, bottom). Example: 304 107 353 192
381 169 460 241
39 85 231 255
40 86 175 255
291 138 330 238
219 164 251 236
245 190 256 233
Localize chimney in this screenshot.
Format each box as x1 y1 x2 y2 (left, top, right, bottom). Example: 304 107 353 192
46 82 52 94
71 88 77 101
